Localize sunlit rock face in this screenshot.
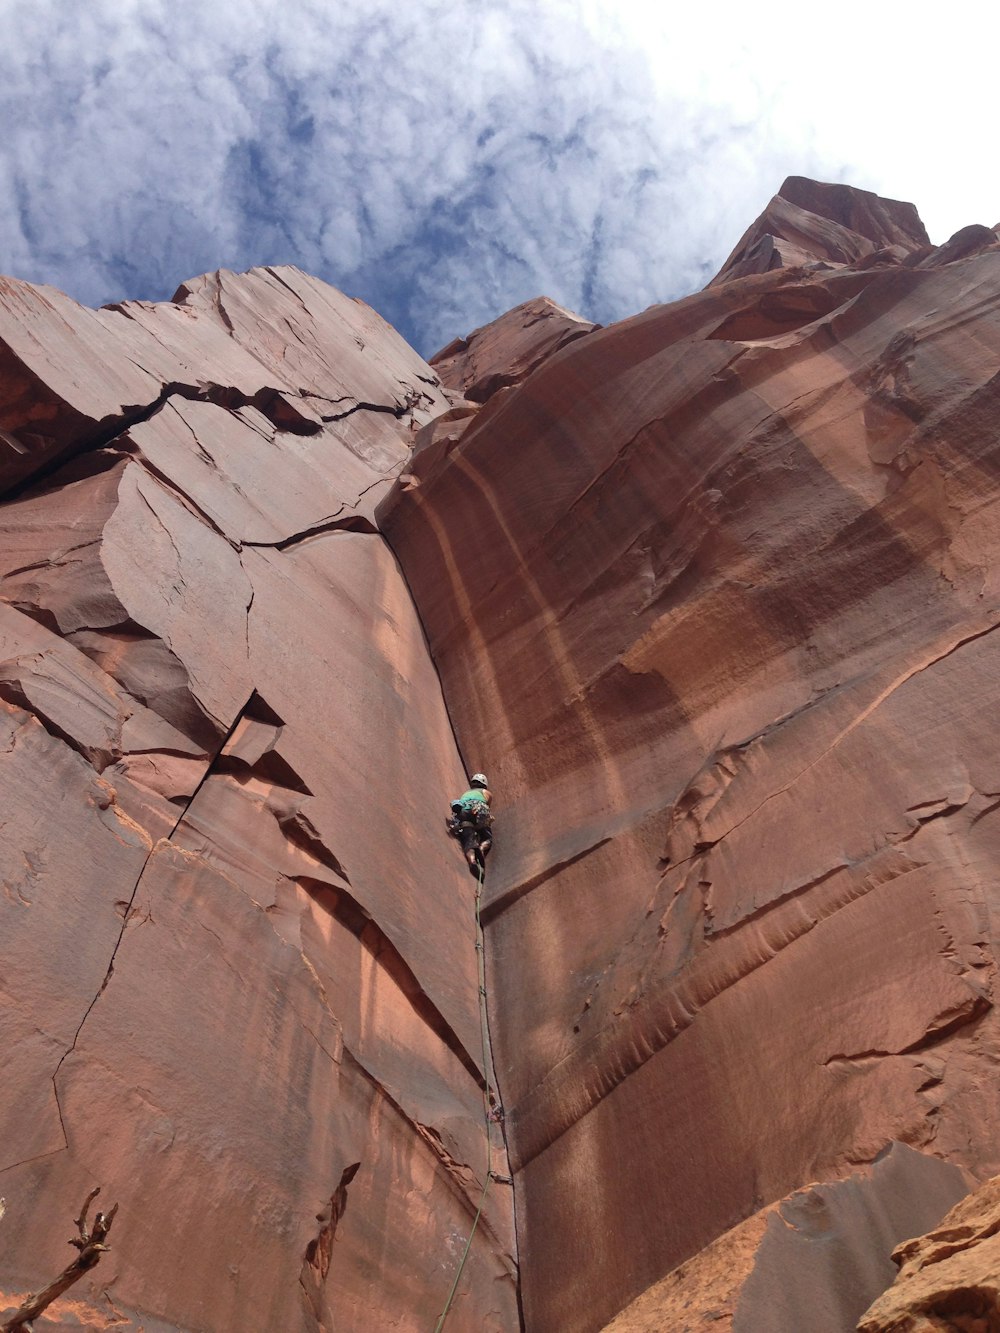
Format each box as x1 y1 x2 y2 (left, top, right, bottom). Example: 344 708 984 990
431 296 597 404
379 183 1000 1331
4 180 1000 1333
0 266 516 1332
606 1145 968 1333
858 1171 1000 1332
709 175 932 281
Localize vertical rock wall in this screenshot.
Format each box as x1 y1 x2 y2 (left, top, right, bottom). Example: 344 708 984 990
0 269 517 1331
5 180 1000 1333
379 185 1000 1330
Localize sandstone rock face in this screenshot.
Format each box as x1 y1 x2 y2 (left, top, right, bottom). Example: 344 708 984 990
6 179 1000 1333
606 1145 968 1333
858 1172 1000 1331
378 184 1000 1330
711 175 932 282
0 268 515 1331
431 297 597 404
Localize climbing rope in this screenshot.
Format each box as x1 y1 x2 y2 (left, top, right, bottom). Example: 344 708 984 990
433 860 498 1332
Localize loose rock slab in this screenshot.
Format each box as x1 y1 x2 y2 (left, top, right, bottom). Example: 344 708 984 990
858 1174 1000 1332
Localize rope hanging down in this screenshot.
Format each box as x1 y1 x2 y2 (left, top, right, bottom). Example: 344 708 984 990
433 861 499 1331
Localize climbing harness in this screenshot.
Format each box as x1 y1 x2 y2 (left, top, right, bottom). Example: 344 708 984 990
433 860 505 1331
446 810 493 879
448 801 493 836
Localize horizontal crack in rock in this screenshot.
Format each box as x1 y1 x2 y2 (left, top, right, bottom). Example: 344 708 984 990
0 678 119 773
241 511 378 549
508 843 932 1171
297 875 485 1091
5 380 320 503
823 996 992 1066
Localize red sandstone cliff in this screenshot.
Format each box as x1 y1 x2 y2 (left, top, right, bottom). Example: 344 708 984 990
2 179 1000 1332
380 178 1000 1331
0 268 516 1331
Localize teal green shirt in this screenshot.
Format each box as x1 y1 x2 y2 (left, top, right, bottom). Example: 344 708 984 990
458 789 490 806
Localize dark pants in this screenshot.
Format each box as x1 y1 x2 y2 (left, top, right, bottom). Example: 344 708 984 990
461 825 492 858
453 820 492 870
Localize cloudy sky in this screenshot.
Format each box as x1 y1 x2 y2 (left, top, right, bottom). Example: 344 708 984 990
1 1 996 356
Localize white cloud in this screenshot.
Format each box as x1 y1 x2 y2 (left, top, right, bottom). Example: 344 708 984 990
0 0 996 355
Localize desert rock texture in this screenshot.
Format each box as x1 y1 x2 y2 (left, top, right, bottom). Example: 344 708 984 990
0 268 515 1331
2 178 1000 1331
858 1171 1000 1331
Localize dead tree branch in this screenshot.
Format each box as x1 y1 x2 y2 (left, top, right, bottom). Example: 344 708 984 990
0 1187 119 1332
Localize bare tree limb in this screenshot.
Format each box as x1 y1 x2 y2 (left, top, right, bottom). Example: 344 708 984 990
0 1188 119 1332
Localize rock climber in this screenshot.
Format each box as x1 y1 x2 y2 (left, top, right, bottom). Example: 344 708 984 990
447 773 493 876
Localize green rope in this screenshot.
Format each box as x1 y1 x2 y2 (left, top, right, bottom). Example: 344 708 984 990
434 860 495 1332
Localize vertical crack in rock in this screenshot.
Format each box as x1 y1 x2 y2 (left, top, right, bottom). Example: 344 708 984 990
0 264 516 1327
298 1162 361 1325
243 575 254 665
377 519 521 1297
376 530 473 791
42 689 259 1159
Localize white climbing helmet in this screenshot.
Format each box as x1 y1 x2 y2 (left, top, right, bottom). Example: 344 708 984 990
470 773 489 787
